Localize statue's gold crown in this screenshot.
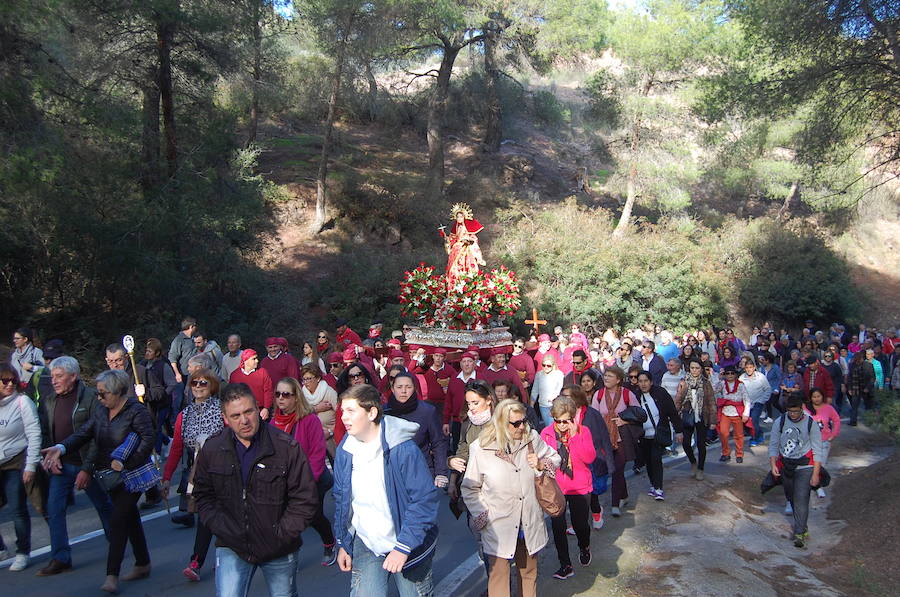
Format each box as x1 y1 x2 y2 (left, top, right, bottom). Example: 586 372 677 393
450 202 474 220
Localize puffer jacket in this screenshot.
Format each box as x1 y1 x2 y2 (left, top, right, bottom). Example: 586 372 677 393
192 423 318 564
60 397 154 472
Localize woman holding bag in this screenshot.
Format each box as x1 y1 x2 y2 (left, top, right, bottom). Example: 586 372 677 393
161 368 223 582
41 369 158 594
0 364 42 571
541 395 596 580
462 399 561 597
673 360 717 480
589 366 638 516
634 371 683 501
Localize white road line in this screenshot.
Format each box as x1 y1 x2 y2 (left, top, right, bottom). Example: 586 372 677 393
0 507 173 569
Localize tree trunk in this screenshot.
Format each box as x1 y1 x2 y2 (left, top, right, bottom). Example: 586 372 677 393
613 77 653 237
156 15 177 178
140 65 161 195
482 26 502 153
314 49 346 233
365 61 378 122
779 182 800 218
247 1 262 145
426 44 461 202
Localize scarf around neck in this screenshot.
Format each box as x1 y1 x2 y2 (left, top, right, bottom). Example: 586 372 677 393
303 379 329 405
555 428 573 477
468 407 492 426
685 374 705 414
388 393 419 416
271 409 299 435
182 397 223 451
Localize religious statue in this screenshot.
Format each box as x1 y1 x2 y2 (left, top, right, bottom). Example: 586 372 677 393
439 202 486 292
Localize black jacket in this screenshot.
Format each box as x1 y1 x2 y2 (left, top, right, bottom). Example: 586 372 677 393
192 423 318 564
635 386 684 435
37 380 100 473
61 397 155 472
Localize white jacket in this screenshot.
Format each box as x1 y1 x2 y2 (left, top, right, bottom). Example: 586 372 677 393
0 392 42 472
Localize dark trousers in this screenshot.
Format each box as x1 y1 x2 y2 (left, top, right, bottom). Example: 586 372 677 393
611 448 628 506
682 421 708 470
782 466 813 535
309 471 335 546
107 488 150 576
766 392 783 420
192 519 214 567
849 391 875 424
637 438 665 490
550 493 591 567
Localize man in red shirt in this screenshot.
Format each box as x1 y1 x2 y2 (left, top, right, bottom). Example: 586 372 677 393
481 347 527 400
323 352 343 390
334 318 362 350
228 349 273 419
801 356 834 400
508 337 536 392
259 337 300 384
422 348 452 421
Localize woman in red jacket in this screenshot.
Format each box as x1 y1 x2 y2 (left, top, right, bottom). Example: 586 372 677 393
541 395 596 580
270 377 337 566
161 368 223 582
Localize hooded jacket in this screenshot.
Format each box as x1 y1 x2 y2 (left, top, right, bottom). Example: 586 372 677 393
332 416 439 569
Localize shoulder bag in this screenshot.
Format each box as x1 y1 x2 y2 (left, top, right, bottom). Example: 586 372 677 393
526 440 565 517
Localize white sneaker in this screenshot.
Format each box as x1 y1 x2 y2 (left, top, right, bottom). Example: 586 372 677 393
816 488 826 498
611 506 621 517
784 502 794 515
566 526 575 536
592 510 604 529
9 554 29 571
0 549 8 562
762 416 773 424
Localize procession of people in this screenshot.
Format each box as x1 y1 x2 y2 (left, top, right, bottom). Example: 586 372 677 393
1 316 895 596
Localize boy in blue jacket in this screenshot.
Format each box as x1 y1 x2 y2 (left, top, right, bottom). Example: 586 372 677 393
333 383 439 596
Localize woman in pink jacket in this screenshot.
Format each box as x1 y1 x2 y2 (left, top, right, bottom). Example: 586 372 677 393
805 387 840 498
541 395 596 580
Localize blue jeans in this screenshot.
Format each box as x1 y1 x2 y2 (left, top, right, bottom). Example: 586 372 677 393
215 546 299 597
749 403 766 442
0 469 30 554
350 536 433 597
538 405 552 429
47 462 112 564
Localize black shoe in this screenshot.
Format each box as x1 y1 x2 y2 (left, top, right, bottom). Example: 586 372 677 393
552 565 574 579
140 494 162 510
719 454 730 462
632 466 643 475
579 548 592 566
36 559 73 576
736 457 743 463
848 421 857 426
171 512 195 527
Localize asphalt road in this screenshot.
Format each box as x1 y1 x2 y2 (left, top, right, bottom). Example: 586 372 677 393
0 476 482 596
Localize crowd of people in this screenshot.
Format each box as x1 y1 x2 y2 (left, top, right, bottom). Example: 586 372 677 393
0 317 897 596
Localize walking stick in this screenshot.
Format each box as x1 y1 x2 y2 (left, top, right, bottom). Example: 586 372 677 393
122 335 144 403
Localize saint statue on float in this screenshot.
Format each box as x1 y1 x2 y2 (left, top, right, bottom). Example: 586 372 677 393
439 202 486 293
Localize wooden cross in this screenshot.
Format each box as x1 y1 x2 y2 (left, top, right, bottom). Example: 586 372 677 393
524 307 547 334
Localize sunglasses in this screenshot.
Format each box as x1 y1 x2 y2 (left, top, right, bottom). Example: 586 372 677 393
0 377 17 385
191 379 210 387
572 360 584 366
329 363 341 368
349 372 364 379
542 364 553 368
274 391 294 398
553 418 572 425
97 390 116 398
508 419 527 428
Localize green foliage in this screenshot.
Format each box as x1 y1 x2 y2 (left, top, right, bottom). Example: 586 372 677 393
531 90 569 126
535 0 610 59
736 223 863 325
494 200 729 333
863 390 900 441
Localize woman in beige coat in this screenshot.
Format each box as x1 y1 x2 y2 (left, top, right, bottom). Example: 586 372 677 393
461 399 561 597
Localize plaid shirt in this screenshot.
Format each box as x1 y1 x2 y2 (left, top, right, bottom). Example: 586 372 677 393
111 432 161 493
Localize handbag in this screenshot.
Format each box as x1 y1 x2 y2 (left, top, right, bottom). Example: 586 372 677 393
93 468 123 492
619 405 647 425
526 440 565 517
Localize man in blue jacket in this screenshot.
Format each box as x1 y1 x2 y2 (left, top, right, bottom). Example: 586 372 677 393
333 383 439 597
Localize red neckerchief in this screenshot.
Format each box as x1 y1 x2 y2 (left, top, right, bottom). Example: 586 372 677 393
724 379 740 394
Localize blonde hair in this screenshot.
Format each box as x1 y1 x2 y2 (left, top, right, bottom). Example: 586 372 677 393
276 377 313 418
478 399 529 453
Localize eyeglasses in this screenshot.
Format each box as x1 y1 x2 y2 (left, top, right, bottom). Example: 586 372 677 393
514 344 524 349
329 363 341 368
553 419 572 425
0 377 17 385
317 335 327 339
301 377 317 383
97 390 115 398
349 372 364 379
629 375 638 380
542 364 553 368
190 379 210 387
572 360 584 366
274 391 295 398
508 419 526 428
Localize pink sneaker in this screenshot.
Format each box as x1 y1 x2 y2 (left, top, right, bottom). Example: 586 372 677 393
183 559 200 582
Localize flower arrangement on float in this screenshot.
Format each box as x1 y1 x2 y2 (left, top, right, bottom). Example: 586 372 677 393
399 264 521 329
